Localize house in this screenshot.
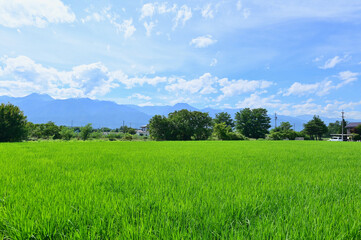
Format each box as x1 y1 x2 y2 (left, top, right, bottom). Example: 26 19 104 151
136 125 149 136
345 122 361 134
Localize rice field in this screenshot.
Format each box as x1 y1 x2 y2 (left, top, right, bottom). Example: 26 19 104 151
1 141 361 239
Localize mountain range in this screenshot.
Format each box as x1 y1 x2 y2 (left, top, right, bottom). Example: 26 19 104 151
1 93 358 131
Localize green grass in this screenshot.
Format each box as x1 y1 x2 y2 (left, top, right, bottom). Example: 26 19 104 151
1 141 361 239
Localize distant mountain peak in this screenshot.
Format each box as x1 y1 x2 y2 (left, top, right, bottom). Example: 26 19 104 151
24 93 53 101
173 103 194 108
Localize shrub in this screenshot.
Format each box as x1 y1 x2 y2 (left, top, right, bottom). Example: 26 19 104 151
122 133 133 141
352 133 361 141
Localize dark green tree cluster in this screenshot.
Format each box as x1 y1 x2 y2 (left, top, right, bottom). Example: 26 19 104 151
267 122 300 140
0 103 28 142
148 109 213 140
235 108 271 139
303 115 328 140
27 121 62 139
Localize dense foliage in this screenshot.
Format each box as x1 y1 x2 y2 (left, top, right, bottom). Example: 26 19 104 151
0 103 27 142
303 116 328 140
148 109 213 140
235 108 271 139
267 122 301 140
213 112 234 130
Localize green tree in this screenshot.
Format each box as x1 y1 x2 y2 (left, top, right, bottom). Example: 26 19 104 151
43 121 61 139
213 122 232 140
168 110 213 140
148 110 213 141
214 112 234 130
80 123 93 141
119 126 136 134
60 126 74 140
148 115 173 140
235 108 271 139
327 121 341 137
303 116 327 140
268 122 298 140
0 103 28 142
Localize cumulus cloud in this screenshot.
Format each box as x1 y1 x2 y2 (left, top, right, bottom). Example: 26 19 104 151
218 78 273 101
283 71 358 97
0 0 75 28
236 93 289 110
165 73 217 95
173 5 192 29
140 3 155 19
0 56 171 98
190 35 217 48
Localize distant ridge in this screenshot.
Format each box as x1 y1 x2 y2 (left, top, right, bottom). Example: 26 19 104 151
1 93 359 130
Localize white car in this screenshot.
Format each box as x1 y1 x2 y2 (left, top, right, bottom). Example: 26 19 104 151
328 137 343 141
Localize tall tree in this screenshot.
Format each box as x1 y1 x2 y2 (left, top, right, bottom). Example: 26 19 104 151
148 115 173 140
80 123 93 141
0 103 28 142
235 108 271 139
214 112 234 130
303 116 327 140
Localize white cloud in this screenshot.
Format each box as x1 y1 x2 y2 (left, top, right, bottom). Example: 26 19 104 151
201 4 214 19
0 0 75 28
118 76 168 89
81 7 110 23
190 35 217 48
283 71 358 97
173 5 192 29
113 19 136 39
218 78 273 100
129 93 152 101
319 56 344 69
338 71 358 85
144 21 155 37
140 3 155 19
82 7 136 39
157 3 177 14
0 56 124 98
210 58 218 67
236 93 290 110
0 56 172 99
278 99 361 119
165 73 217 95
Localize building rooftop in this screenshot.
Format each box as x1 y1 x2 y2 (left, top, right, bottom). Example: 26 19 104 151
345 122 361 128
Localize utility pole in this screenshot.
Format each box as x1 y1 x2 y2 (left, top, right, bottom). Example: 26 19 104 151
275 112 278 128
341 110 345 141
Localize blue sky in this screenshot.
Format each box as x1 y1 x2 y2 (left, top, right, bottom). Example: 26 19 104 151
0 0 361 119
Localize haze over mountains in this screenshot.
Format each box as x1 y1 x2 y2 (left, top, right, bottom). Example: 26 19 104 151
1 93 358 131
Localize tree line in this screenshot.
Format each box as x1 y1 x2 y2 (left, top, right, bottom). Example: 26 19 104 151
1 102 360 142
0 103 141 142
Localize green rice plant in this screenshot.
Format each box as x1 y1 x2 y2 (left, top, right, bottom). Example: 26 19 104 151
0 141 361 239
